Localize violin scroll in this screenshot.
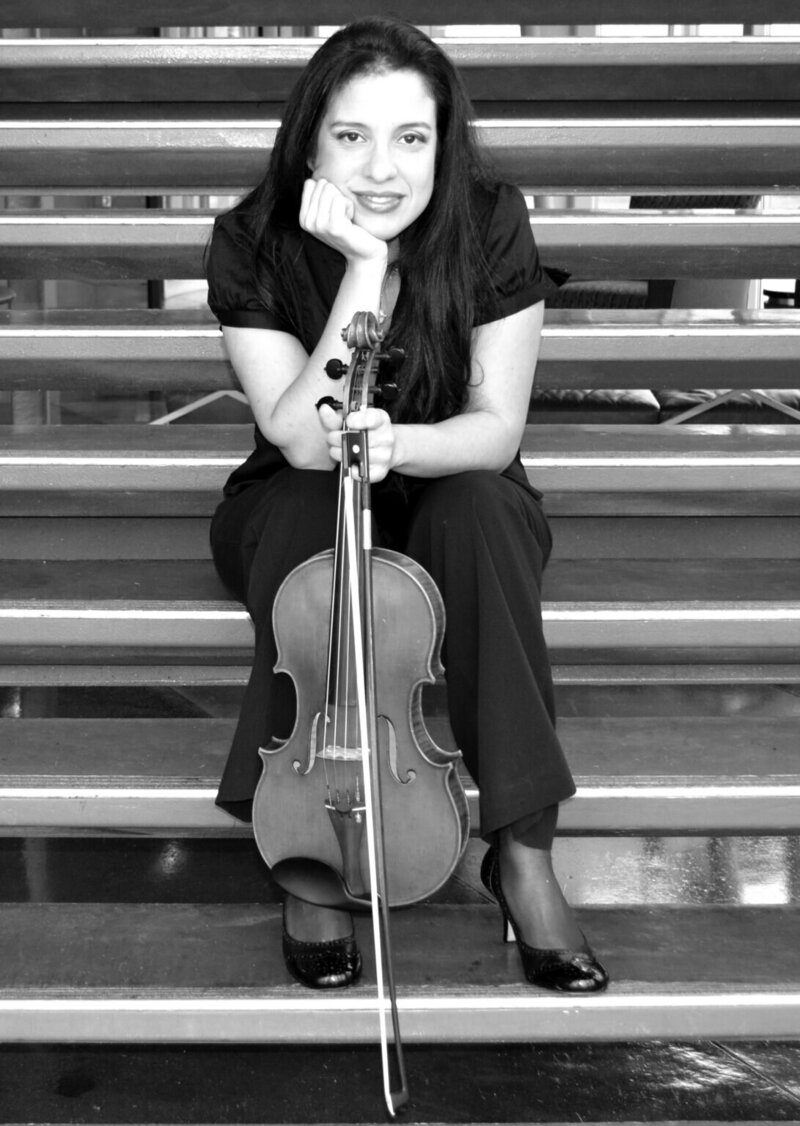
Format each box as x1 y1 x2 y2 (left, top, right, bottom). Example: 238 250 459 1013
324 314 405 412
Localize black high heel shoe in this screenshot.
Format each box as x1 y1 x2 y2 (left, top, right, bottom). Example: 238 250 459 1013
282 903 363 990
480 846 609 993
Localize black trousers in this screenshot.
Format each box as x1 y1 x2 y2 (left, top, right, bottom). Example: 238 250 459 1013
209 463 575 840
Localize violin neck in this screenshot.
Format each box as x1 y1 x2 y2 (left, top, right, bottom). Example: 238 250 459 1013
327 429 373 710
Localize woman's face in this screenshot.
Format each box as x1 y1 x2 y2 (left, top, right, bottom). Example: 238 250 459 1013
309 68 438 243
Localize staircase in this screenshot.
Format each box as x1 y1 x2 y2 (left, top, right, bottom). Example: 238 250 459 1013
1 1 799 1114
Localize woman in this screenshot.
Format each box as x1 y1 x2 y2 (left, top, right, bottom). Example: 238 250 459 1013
206 17 608 994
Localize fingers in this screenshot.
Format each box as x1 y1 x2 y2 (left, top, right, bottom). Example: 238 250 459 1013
344 409 395 482
342 407 386 432
317 404 388 434
316 401 343 432
300 178 387 263
317 403 394 482
301 177 354 236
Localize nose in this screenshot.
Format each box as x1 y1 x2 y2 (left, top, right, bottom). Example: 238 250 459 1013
364 142 397 183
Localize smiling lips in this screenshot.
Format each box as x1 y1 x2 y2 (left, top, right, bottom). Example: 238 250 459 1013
354 192 404 212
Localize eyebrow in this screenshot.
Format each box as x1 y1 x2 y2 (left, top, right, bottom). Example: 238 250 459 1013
327 120 434 132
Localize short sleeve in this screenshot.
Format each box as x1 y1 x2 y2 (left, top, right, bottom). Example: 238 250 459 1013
205 208 290 332
475 183 567 325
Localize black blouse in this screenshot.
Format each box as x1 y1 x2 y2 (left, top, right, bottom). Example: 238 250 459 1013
206 181 562 494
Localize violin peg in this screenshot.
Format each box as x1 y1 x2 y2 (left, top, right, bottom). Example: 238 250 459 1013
325 358 347 380
376 382 399 406
380 347 405 370
316 395 342 412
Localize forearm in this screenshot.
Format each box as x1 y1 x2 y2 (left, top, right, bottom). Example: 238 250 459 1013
264 258 387 469
387 300 543 479
391 408 525 479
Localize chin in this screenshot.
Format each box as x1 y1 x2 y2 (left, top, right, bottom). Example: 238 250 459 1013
358 215 408 242
354 200 428 243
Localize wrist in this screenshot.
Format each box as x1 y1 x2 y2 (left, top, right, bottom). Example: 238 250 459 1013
389 422 408 473
345 251 388 276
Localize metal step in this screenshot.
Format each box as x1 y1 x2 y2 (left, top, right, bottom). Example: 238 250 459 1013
4 37 799 106
1 557 798 661
3 0 796 26
3 115 799 194
2 513 800 562
4 306 800 389
0 715 798 835
4 422 799 498
0 902 796 1043
4 662 800 688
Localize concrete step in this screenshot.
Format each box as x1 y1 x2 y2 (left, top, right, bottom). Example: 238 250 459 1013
0 714 798 834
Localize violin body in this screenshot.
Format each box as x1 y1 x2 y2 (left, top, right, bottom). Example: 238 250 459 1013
254 543 469 909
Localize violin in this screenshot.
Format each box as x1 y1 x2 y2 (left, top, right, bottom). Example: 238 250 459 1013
251 311 470 1112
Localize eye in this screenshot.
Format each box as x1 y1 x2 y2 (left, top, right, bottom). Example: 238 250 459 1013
336 130 364 144
398 132 427 147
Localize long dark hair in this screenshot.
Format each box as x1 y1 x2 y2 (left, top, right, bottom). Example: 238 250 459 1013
244 18 497 424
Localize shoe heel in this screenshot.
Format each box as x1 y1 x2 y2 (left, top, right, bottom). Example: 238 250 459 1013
483 846 517 945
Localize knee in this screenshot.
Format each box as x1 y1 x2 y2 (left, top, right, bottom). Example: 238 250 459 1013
410 471 552 561
416 471 519 532
420 469 498 507
266 467 339 524
211 468 340 615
